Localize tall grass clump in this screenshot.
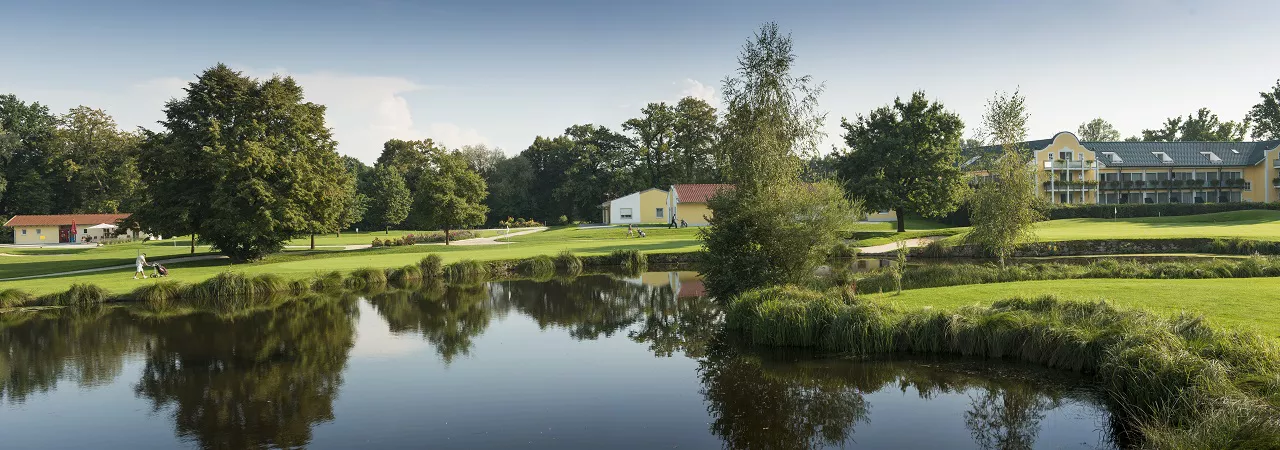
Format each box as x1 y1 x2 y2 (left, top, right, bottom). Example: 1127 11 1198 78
347 267 388 290
129 281 187 308
189 272 288 304
37 283 110 306
0 288 33 308
311 271 345 292
609 249 647 274
418 254 445 279
554 250 583 276
388 264 424 288
515 254 556 279
444 260 490 283
725 287 1280 447
827 241 860 259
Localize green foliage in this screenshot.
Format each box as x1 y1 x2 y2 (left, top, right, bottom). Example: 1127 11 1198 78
131 281 187 308
364 164 411 232
1076 117 1121 141
1142 107 1249 142
347 267 388 289
50 106 144 213
38 283 109 306
311 271 345 292
838 91 968 232
554 250 583 276
0 288 33 307
418 254 444 278
0 94 59 216
968 147 1043 265
387 265 423 288
486 156 536 223
827 241 860 259
607 249 647 274
1248 79 1280 140
415 150 489 244
726 289 1280 446
1046 202 1280 220
136 64 349 261
188 272 288 302
443 260 490 283
514 254 556 279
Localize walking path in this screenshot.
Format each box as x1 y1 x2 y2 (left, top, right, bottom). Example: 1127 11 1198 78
0 255 228 282
429 227 547 246
857 237 945 254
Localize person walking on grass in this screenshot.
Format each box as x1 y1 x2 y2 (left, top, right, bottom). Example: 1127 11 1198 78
134 253 148 279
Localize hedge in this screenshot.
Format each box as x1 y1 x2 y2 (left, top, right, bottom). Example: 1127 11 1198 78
1045 202 1280 220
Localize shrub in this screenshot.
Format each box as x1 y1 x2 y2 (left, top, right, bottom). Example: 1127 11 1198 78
418 254 444 278
827 241 859 259
515 255 556 278
554 250 583 276
609 249 647 273
38 283 110 306
348 267 388 289
371 237 384 247
129 281 187 306
444 260 490 283
557 215 570 225
311 271 345 291
388 264 423 287
0 288 33 308
1047 202 1280 220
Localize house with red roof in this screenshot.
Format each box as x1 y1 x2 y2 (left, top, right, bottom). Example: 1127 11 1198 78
4 213 138 245
666 184 732 226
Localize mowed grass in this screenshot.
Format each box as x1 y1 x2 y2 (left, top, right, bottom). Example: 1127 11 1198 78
0 238 220 279
864 277 1280 334
282 228 509 247
0 226 703 296
1034 210 1280 241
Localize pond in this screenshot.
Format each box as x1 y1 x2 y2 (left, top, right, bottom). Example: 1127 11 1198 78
0 273 1123 449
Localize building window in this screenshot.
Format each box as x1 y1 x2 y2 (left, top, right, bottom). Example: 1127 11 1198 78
620 208 633 219
36 229 41 234
82 228 88 234
655 208 664 218
878 210 890 215
1059 151 1072 160
21 229 27 235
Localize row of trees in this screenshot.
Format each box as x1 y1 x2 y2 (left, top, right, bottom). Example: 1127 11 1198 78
1076 81 1280 143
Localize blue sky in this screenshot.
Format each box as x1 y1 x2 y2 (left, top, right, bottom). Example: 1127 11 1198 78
3 0 1279 162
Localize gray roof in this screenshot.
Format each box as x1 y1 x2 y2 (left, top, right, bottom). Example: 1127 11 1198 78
962 138 1280 168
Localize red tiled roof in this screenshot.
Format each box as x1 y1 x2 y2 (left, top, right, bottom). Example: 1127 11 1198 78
672 184 732 203
4 213 131 227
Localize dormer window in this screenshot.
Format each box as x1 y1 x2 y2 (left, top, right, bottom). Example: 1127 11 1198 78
1200 151 1222 164
1101 152 1124 164
1152 152 1173 163
1230 149 1240 154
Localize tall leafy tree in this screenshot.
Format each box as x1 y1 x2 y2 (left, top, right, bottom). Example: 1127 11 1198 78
0 94 58 216
457 143 504 180
1142 108 1249 142
335 156 368 237
1077 117 1121 141
623 102 676 188
700 22 853 298
967 90 1042 266
416 150 489 244
136 63 348 261
1247 79 1280 140
837 91 968 232
671 97 721 183
364 164 410 234
520 135 575 223
51 107 143 213
486 155 535 222
554 124 637 221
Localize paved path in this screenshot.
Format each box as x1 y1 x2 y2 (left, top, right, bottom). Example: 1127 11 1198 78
0 255 228 281
857 237 945 254
429 227 547 246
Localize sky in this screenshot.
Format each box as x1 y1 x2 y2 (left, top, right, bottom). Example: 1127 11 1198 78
3 0 1279 163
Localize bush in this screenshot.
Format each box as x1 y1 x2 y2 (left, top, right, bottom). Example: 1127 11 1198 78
0 288 33 308
554 250 583 276
444 260 490 283
557 215 570 225
388 264 423 287
311 271 345 291
37 283 110 306
348 267 388 289
371 237 384 247
129 281 187 309
188 272 287 302
1047 202 1280 220
828 241 860 259
608 249 647 273
418 254 444 278
515 255 556 279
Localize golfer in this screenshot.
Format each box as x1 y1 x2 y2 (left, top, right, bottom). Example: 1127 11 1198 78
134 253 148 279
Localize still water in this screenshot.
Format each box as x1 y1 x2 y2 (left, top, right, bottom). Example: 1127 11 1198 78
0 273 1120 449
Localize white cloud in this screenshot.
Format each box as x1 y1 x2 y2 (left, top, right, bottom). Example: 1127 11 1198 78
133 68 489 163
678 78 720 105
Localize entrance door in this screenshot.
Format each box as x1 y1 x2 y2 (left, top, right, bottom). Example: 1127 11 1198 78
58 225 72 243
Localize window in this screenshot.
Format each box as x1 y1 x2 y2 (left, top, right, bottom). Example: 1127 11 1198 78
1046 153 1054 161
655 208 664 218
82 228 88 234
1101 152 1124 164
619 208 633 219
21 229 27 235
1152 152 1173 163
36 229 41 234
1200 151 1222 164
1058 151 1072 160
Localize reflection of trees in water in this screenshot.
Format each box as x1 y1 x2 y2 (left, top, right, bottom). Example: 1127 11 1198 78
1 306 145 404
366 282 490 363
699 341 1086 450
131 295 358 449
491 276 667 340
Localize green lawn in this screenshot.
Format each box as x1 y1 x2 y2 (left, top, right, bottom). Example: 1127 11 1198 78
282 228 509 247
0 226 703 296
865 277 1280 334
1033 210 1280 241
0 239 220 279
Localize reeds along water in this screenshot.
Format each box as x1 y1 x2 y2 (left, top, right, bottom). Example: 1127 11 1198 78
725 287 1280 448
852 256 1280 293
443 260 489 284
554 250 583 276
418 254 444 279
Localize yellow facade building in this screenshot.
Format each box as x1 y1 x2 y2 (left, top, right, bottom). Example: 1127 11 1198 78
666 184 731 226
600 188 670 224
968 132 1280 205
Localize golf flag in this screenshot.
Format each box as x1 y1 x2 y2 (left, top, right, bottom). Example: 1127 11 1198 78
71 219 77 242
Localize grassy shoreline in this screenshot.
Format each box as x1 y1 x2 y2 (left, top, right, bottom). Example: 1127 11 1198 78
726 286 1280 448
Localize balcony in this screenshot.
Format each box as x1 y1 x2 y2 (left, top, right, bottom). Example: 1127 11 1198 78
1042 181 1097 192
1097 179 1250 190
1043 160 1096 169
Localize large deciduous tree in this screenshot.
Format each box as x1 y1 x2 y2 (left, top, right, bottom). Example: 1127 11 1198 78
623 102 676 189
837 91 967 232
1141 108 1249 142
1076 117 1121 141
416 150 489 245
967 90 1042 266
136 63 348 261
51 107 143 214
1247 79 1280 140
672 97 721 183
0 94 59 216
486 155 535 222
364 164 410 234
700 22 854 298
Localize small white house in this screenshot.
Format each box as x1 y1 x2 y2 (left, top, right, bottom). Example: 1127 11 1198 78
599 188 670 225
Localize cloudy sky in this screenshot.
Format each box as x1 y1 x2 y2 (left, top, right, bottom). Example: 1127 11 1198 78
3 0 1279 162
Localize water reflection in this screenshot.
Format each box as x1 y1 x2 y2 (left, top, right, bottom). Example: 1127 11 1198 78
0 273 1118 449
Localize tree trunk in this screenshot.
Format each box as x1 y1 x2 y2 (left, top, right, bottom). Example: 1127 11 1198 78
190 234 196 254
310 233 315 250
385 225 390 235
444 227 451 245
895 207 906 233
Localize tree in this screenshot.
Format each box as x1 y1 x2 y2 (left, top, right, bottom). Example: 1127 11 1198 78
554 124 637 221
364 164 410 234
1247 79 1280 140
623 102 676 189
1077 118 1121 141
671 97 721 183
486 155 535 222
1142 108 1249 142
336 156 370 236
138 64 348 261
967 91 1042 266
416 150 489 245
837 91 968 232
457 143 504 180
0 94 58 216
50 107 143 214
700 22 854 298
520 135 575 223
